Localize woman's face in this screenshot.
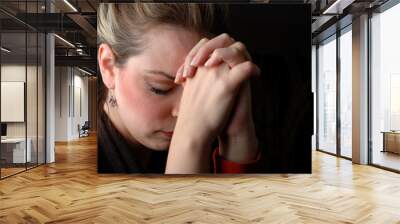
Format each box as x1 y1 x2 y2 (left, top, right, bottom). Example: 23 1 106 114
113 25 202 150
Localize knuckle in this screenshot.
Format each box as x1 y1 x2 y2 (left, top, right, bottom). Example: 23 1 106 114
186 38 209 61
210 67 224 81
210 66 219 76
245 61 254 69
241 61 254 73
213 48 223 57
201 37 209 42
235 41 247 51
220 33 232 45
198 45 210 55
231 46 241 55
220 33 230 39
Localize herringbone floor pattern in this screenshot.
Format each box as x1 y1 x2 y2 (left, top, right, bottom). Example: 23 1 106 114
1 135 400 223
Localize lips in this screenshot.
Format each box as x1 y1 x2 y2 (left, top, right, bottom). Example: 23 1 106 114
161 131 174 137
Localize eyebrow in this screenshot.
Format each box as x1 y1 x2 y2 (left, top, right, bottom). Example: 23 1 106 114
144 69 175 81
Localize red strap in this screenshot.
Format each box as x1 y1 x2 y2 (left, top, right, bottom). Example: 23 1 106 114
212 147 261 173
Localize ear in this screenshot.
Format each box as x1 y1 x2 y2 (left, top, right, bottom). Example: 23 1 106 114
98 43 117 89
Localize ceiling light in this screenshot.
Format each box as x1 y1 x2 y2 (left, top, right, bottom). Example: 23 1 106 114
63 0 78 12
54 34 75 48
1 47 11 53
322 0 354 15
78 67 93 76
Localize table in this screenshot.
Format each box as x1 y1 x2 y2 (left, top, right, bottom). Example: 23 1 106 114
1 138 32 163
381 131 400 154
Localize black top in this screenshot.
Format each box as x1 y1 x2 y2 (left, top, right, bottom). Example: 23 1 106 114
97 111 169 173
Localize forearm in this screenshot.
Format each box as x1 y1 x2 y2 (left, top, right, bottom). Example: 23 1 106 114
218 125 259 163
165 126 213 174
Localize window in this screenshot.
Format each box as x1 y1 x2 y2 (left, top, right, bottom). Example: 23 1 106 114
0 1 47 179
339 27 352 158
370 2 400 171
317 35 337 154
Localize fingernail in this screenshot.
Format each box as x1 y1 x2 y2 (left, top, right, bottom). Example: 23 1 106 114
190 59 196 66
183 66 188 77
176 68 183 82
204 60 211 67
174 73 179 83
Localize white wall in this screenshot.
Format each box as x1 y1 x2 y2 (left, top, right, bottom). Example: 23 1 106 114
1 65 42 137
72 72 89 138
1 65 26 134
55 67 89 141
1 64 46 164
55 66 69 141
312 45 317 150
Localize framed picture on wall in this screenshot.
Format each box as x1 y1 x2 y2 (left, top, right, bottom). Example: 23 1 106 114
96 2 312 174
1 81 25 123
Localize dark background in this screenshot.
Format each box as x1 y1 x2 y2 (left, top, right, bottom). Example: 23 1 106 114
221 4 312 173
97 3 313 173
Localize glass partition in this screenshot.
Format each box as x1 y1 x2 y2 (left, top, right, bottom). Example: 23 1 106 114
317 35 337 155
339 27 352 158
1 27 28 178
370 2 400 171
27 31 38 169
0 0 46 179
38 31 45 165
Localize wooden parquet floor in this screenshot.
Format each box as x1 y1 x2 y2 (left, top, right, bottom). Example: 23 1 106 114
1 135 400 223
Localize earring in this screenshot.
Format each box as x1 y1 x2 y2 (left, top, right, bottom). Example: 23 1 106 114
109 90 118 107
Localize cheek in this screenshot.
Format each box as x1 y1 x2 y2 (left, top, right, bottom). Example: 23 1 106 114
116 73 171 126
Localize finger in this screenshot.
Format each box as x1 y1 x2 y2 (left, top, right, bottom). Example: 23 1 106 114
227 61 261 91
204 47 247 68
174 64 185 84
190 33 235 67
186 53 213 78
204 53 223 68
181 38 209 80
177 65 187 87
185 64 197 79
230 41 251 61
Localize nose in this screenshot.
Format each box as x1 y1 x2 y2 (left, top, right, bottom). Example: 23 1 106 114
171 92 181 118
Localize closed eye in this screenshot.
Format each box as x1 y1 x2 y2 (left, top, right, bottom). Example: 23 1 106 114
150 86 172 95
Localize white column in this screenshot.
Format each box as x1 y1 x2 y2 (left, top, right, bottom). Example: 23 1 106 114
312 45 317 150
46 1 56 163
352 14 369 164
46 33 55 163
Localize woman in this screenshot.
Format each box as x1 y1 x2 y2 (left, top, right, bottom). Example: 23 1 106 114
97 3 261 174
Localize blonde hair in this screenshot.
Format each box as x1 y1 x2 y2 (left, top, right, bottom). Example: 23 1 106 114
98 3 228 65
97 3 228 107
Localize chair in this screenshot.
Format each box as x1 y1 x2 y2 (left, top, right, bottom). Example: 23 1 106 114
79 121 90 138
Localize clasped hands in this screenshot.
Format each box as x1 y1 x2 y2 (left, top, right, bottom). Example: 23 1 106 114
166 33 260 173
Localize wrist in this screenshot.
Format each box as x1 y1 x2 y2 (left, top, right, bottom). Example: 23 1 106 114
173 119 215 152
165 123 213 174
218 129 259 163
170 119 215 157
171 131 213 154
